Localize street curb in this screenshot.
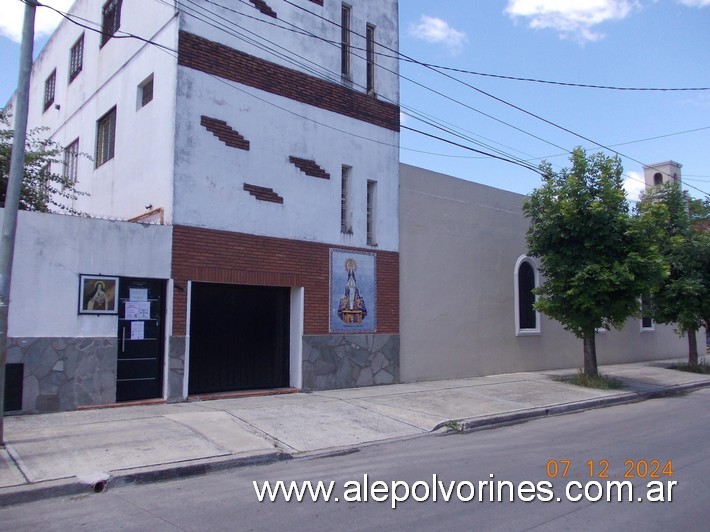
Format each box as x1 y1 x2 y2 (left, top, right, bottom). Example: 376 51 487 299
448 380 710 433
1 379 708 507
0 450 290 507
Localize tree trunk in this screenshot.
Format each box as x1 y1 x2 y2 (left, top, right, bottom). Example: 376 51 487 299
583 332 598 377
688 328 698 367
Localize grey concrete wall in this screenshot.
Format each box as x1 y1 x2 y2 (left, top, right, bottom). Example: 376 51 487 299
3 210 172 413
6 210 172 338
302 335 399 391
399 164 697 383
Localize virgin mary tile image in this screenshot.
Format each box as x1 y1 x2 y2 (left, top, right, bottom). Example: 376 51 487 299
330 249 376 333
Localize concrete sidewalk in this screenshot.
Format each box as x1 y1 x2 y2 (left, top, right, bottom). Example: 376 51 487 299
2 358 709 505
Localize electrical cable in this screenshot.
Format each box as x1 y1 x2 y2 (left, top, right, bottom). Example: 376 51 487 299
30 0 709 193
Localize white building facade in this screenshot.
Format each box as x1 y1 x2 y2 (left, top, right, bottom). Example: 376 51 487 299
5 0 401 413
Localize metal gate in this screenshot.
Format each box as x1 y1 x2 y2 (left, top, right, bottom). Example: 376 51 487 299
116 278 165 402
188 283 290 395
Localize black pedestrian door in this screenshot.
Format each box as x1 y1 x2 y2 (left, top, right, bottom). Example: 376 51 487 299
116 278 165 402
189 283 290 395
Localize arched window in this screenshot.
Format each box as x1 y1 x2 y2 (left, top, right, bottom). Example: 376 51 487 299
514 256 540 336
653 172 663 186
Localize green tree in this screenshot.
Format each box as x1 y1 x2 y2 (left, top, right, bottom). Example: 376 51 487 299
637 183 710 366
523 148 666 377
0 108 86 214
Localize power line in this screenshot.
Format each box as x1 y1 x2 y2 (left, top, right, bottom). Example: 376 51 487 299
32 0 176 53
174 0 554 171
401 125 543 175
268 0 708 195
33 1 533 174
33 0 708 194
171 0 709 194
279 0 708 196
398 60 710 92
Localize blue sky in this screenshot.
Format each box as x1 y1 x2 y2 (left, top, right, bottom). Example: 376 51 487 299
1 0 709 200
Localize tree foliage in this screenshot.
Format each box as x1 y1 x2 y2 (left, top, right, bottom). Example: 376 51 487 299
0 108 87 214
523 148 666 376
636 183 710 365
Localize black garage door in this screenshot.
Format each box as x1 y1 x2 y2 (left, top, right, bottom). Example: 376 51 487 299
188 283 290 395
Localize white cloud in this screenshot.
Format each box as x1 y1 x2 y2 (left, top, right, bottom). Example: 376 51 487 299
677 0 710 7
624 171 646 202
409 15 467 53
505 0 639 43
0 0 74 43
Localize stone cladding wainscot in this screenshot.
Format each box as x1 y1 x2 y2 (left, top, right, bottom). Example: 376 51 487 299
6 337 117 413
302 335 399 391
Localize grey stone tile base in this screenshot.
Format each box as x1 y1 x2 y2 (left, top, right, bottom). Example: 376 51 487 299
302 334 399 391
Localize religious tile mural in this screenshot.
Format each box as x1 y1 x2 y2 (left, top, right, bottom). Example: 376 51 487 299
329 249 377 333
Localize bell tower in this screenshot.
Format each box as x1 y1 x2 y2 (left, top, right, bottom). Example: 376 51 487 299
643 161 682 190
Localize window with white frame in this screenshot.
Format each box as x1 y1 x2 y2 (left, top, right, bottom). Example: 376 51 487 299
63 138 79 183
43 69 56 112
101 0 122 47
515 256 540 335
69 34 84 82
95 106 116 167
137 74 154 109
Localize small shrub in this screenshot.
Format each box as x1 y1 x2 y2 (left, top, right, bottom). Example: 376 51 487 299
671 362 710 375
561 370 623 390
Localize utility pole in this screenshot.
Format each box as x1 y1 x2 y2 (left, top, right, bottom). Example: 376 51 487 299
0 1 36 446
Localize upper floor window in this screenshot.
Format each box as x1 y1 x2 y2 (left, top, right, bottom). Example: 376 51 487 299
69 34 84 83
341 4 351 79
63 138 80 183
341 165 352 234
101 0 122 47
138 74 154 109
366 24 376 94
95 106 117 167
515 256 540 335
43 69 56 112
653 172 663 186
366 179 377 246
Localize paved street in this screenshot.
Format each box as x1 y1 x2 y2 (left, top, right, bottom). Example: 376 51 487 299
2 358 710 505
1 388 708 531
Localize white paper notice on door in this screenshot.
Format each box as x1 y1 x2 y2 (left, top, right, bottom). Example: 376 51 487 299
125 301 151 320
131 320 145 340
129 288 149 302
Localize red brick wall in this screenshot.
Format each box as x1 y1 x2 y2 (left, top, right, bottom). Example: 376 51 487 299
177 31 400 132
172 225 399 336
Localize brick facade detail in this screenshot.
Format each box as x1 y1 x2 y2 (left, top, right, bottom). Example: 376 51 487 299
201 116 250 150
249 0 277 18
171 226 399 336
244 183 284 203
289 156 330 179
178 31 400 132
